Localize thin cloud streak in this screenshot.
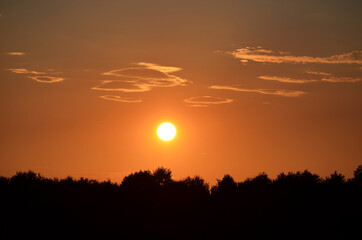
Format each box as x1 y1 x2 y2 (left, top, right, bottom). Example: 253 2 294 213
210 85 306 97
306 71 360 82
189 104 208 107
92 80 151 92
137 62 182 73
184 96 233 106
7 52 25 56
305 71 333 76
230 47 362 64
99 95 142 103
321 77 361 83
258 75 318 83
7 68 45 75
259 71 360 84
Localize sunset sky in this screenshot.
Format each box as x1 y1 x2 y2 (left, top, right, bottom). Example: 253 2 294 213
1 0 361 184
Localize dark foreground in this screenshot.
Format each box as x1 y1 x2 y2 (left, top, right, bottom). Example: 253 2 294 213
1 166 361 239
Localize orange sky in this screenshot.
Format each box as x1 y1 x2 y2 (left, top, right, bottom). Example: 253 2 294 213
1 0 361 184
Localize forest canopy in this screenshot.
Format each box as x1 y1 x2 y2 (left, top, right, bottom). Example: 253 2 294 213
1 166 361 238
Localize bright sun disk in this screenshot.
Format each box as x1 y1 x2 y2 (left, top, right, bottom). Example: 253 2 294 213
157 122 176 141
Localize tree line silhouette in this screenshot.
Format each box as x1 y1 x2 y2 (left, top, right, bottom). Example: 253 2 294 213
1 166 361 238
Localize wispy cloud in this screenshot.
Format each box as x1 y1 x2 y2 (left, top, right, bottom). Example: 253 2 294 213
93 62 189 93
210 85 306 97
305 71 333 76
7 52 25 56
92 80 151 92
7 68 64 83
229 47 362 65
258 71 360 84
99 95 142 103
7 68 44 75
321 77 361 83
137 62 182 73
28 75 64 83
305 71 360 82
189 104 209 107
184 96 233 107
258 75 318 83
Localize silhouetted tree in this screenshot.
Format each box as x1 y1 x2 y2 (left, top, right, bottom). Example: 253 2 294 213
352 165 362 184
274 170 320 187
10 170 43 185
211 174 237 197
0 176 9 185
121 170 155 189
183 176 210 196
244 172 271 185
60 176 75 184
324 171 345 185
300 170 321 184
153 167 172 185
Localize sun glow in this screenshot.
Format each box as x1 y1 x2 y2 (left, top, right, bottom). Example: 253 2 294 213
157 122 176 141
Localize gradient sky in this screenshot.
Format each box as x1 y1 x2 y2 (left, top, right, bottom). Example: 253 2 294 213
1 0 361 184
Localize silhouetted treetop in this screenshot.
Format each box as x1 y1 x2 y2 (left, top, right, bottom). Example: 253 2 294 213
211 174 237 196
325 171 345 185
243 172 271 185
183 176 209 194
10 171 43 185
153 167 172 185
121 170 156 190
353 165 362 183
274 170 320 186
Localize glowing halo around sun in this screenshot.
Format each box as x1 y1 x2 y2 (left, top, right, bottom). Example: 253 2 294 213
157 122 176 141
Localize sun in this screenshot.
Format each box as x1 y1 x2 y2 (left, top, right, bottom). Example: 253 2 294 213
157 122 176 141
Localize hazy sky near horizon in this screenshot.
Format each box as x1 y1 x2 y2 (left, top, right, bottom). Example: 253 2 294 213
1 0 361 184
